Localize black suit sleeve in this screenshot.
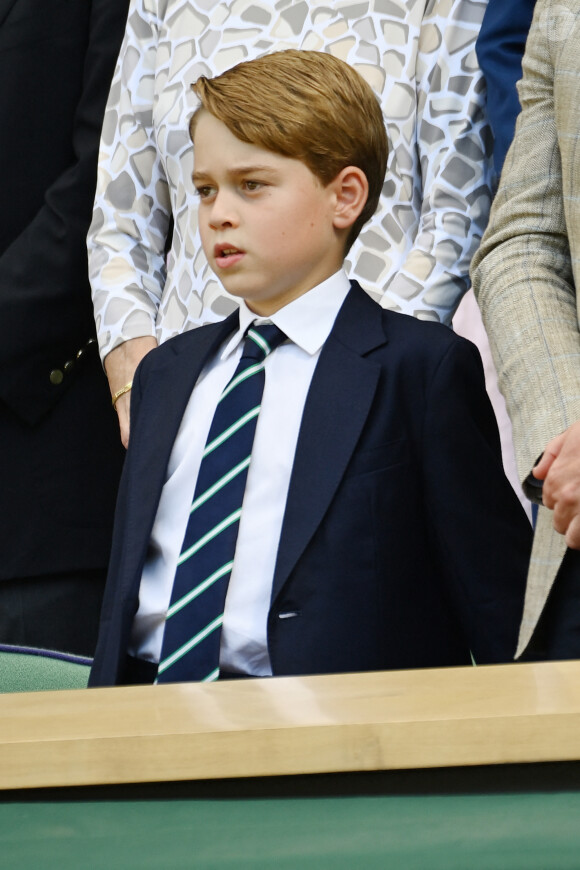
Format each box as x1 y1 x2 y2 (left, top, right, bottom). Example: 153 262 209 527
422 337 532 663
0 0 129 424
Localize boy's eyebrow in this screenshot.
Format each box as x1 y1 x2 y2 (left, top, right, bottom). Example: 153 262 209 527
192 165 279 182
192 171 212 184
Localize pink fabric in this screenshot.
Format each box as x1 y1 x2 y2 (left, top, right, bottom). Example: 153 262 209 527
453 290 532 520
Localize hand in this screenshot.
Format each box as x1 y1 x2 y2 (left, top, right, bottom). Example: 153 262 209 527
533 419 580 549
105 336 157 447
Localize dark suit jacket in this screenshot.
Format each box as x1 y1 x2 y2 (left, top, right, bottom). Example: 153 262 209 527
90 283 532 685
476 0 537 175
0 0 128 580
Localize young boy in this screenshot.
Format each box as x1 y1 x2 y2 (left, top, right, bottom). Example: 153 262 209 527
89 51 531 687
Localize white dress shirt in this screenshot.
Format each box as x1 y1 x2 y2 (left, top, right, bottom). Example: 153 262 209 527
129 271 350 674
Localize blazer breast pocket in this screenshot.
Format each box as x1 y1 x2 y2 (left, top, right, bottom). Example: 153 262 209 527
345 438 409 478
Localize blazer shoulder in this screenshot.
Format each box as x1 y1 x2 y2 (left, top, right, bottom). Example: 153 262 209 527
379 306 474 359
342 282 476 368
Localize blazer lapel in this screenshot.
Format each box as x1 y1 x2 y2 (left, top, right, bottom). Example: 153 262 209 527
122 314 239 583
271 284 387 601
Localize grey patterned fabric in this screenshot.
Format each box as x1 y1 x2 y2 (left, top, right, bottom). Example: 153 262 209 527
472 0 580 656
89 0 493 361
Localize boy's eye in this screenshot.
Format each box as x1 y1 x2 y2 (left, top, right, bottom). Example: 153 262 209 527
195 185 215 199
243 180 263 192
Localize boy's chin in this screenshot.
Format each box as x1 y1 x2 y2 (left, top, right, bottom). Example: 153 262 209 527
217 281 252 303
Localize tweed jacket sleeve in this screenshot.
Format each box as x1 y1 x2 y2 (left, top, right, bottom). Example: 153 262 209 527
472 0 580 488
471 0 580 655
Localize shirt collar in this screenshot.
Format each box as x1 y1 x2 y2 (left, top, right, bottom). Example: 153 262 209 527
220 270 351 360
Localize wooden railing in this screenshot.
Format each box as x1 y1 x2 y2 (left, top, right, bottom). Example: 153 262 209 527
2 660 580 790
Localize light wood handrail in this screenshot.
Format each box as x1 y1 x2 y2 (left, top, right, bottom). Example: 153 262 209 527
2 661 580 790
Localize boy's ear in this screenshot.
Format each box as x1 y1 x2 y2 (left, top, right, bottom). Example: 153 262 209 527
331 166 369 230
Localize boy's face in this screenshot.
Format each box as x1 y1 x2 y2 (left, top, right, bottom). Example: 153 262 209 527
192 111 346 316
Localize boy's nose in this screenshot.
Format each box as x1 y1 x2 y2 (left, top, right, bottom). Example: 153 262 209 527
208 193 238 229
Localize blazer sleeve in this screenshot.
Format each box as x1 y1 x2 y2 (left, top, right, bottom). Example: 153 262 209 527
0 0 130 425
471 0 580 489
382 0 493 326
421 336 531 664
476 0 537 174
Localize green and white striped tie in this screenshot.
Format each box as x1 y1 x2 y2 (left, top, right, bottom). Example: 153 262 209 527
156 323 286 683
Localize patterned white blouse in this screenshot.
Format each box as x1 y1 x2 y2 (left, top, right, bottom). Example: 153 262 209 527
89 0 492 361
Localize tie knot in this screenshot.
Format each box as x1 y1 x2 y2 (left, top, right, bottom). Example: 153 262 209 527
241 324 286 362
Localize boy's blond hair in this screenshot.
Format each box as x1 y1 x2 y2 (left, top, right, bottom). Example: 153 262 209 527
190 50 388 251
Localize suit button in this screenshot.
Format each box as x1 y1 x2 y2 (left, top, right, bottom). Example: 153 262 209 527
64 360 75 373
49 369 64 385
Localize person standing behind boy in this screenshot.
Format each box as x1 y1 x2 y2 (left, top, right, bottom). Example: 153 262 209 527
89 51 531 687
472 0 580 659
0 0 128 656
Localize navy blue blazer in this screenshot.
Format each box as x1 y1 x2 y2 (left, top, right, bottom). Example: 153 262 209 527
89 283 531 686
476 0 537 175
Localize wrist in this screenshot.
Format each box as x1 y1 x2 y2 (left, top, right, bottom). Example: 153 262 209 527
104 336 157 394
111 381 133 408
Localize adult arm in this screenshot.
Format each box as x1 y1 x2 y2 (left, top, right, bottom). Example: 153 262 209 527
89 0 165 441
476 0 537 175
89 0 166 358
0 0 130 426
472 0 580 540
381 0 494 326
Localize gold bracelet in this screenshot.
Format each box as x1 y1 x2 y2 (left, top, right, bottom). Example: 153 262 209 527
111 381 133 408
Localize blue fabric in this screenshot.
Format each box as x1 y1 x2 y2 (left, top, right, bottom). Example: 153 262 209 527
156 324 286 683
476 0 537 176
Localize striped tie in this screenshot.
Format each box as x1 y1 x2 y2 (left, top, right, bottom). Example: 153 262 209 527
156 323 286 683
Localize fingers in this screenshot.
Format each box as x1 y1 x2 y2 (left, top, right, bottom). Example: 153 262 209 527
551 480 580 529
539 421 580 544
114 392 131 448
532 433 565 479
542 455 580 512
565 515 580 550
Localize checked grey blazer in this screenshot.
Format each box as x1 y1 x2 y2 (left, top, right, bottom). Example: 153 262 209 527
472 0 580 656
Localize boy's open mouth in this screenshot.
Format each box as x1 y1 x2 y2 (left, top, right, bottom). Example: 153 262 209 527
214 244 245 268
